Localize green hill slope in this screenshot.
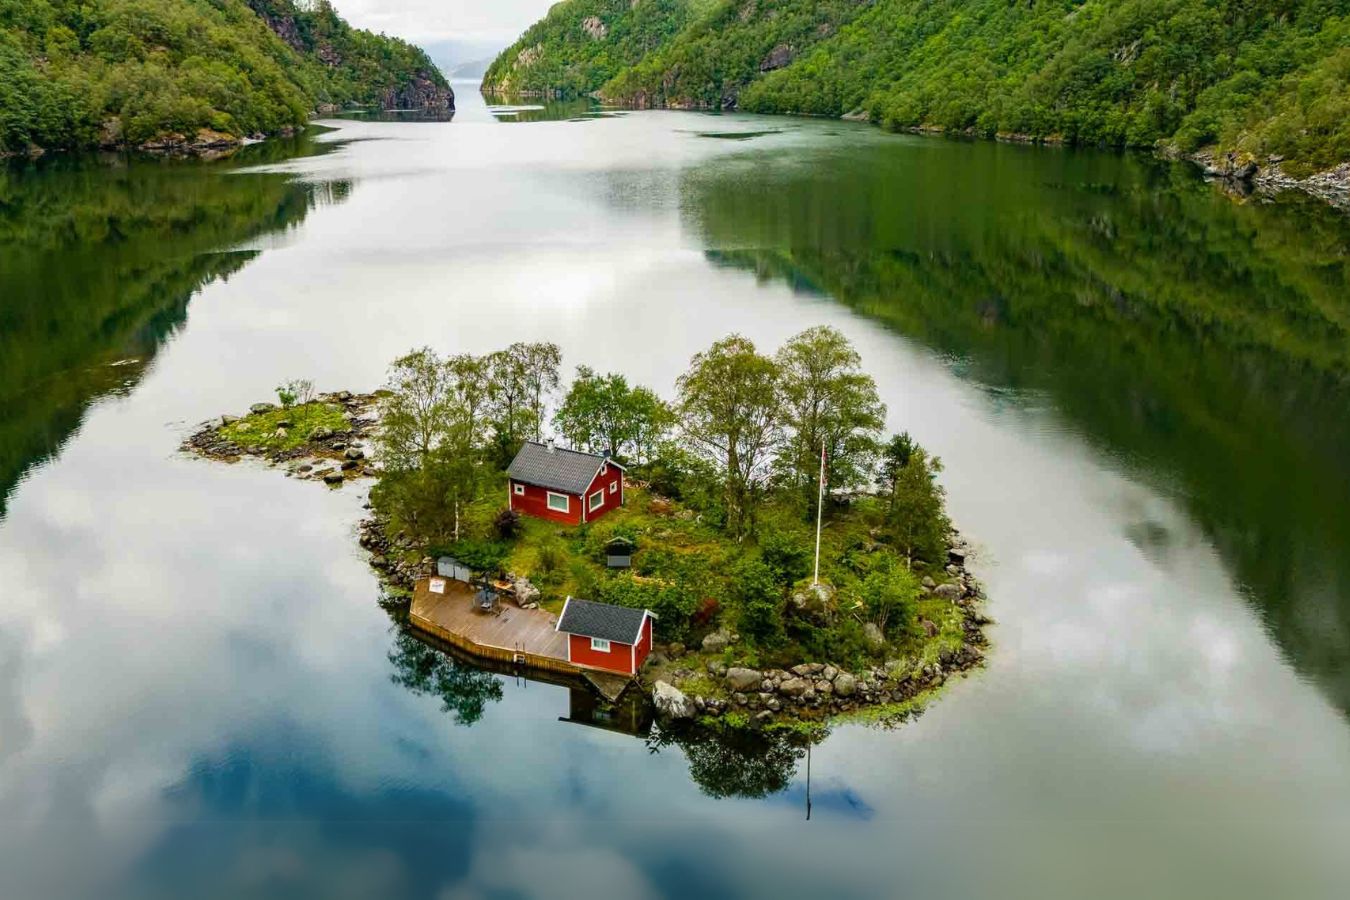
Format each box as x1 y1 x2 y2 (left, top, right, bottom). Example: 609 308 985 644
1 0 452 155
487 0 1350 176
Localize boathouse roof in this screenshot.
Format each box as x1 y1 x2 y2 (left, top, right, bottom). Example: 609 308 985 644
556 597 651 645
508 440 623 495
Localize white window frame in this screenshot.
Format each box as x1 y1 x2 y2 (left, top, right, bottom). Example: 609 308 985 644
513 483 525 496
590 637 611 653
546 491 570 513
609 480 618 494
589 489 604 512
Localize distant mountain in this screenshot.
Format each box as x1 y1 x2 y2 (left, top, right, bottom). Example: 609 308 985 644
485 0 1350 177
450 57 494 80
0 0 453 155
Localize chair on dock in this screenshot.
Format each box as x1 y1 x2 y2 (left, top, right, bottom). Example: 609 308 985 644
472 579 499 613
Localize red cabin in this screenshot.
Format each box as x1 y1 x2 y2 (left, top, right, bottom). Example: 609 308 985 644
555 597 655 676
507 440 625 526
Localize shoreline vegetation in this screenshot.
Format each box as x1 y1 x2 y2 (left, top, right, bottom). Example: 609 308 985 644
0 0 453 159
183 329 990 730
480 0 1350 210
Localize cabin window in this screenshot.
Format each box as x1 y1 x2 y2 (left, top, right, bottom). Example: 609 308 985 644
601 463 607 476
513 484 525 496
589 489 604 512
590 637 611 653
609 481 617 494
547 491 569 512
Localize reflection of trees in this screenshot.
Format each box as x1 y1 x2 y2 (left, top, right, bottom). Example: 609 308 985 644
387 630 504 726
685 144 1350 715
650 724 819 800
0 140 347 518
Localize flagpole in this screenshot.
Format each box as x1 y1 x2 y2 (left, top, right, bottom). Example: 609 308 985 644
813 438 825 585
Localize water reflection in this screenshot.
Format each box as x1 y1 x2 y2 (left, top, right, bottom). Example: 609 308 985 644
682 143 1350 713
0 139 350 518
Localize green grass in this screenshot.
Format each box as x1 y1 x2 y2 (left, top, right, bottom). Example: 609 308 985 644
218 401 348 453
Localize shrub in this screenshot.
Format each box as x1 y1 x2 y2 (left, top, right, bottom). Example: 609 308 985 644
731 558 784 647
493 507 522 540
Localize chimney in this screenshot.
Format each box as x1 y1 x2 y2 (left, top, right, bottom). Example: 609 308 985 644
546 438 555 453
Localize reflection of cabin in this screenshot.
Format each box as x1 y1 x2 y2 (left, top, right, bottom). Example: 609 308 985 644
561 685 653 738
507 440 625 525
555 597 654 676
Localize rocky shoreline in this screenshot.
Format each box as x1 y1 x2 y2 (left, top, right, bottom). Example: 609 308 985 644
181 390 381 484
645 533 989 730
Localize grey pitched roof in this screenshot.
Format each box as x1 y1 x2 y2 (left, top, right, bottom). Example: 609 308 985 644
556 597 649 644
507 441 612 495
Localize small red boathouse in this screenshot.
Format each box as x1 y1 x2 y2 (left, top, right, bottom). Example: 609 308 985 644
555 597 655 676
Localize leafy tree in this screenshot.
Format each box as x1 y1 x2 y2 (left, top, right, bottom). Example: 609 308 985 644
677 334 782 538
885 445 949 568
520 341 562 441
878 432 917 511
487 342 558 453
776 326 885 517
758 525 811 587
857 562 921 636
651 724 808 800
554 365 673 460
732 557 784 646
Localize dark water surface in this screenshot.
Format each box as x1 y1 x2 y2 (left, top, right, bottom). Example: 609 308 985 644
2 89 1349 899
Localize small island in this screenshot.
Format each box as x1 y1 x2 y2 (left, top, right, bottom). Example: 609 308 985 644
184 327 989 730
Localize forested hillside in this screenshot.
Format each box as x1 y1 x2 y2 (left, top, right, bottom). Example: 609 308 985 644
487 0 1350 175
0 0 452 155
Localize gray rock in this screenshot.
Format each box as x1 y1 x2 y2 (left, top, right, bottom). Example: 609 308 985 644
273 427 289 439
725 667 763 692
668 642 685 659
822 665 838 682
934 583 961 601
922 576 937 589
733 692 747 706
702 629 731 653
249 403 276 415
336 391 353 402
814 680 833 695
220 414 240 427
863 622 886 649
948 547 967 566
652 681 696 721
789 581 837 622
778 677 809 697
322 471 344 485
833 673 858 697
308 426 335 441
706 660 727 676
791 663 824 677
344 447 365 460
513 577 541 605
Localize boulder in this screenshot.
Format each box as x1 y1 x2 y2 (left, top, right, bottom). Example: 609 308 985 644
725 667 762 692
706 660 727 676
344 447 365 460
789 581 837 623
273 427 289 439
309 426 335 441
778 677 809 697
322 471 344 485
652 681 696 721
220 414 240 427
513 577 541 605
336 390 353 402
814 680 833 695
822 665 838 682
934 583 961 601
249 403 276 415
948 547 967 566
833 673 858 698
791 662 824 677
922 576 937 590
702 629 732 653
668 642 685 659
863 622 886 649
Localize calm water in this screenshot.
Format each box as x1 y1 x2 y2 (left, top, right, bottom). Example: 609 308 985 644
2 88 1349 899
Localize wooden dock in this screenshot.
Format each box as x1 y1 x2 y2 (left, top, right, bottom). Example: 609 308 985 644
409 577 579 676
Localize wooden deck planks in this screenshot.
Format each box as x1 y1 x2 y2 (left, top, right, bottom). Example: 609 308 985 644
410 578 571 668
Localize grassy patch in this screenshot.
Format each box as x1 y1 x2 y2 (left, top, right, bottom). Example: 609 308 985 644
219 402 349 453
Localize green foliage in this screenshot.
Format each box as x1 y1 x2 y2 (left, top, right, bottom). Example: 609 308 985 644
730 557 784 645
438 538 510 574
856 562 922 637
0 0 448 153
387 630 503 726
757 525 811 587
218 400 346 452
553 365 672 462
595 572 700 641
493 0 1350 172
885 445 950 568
